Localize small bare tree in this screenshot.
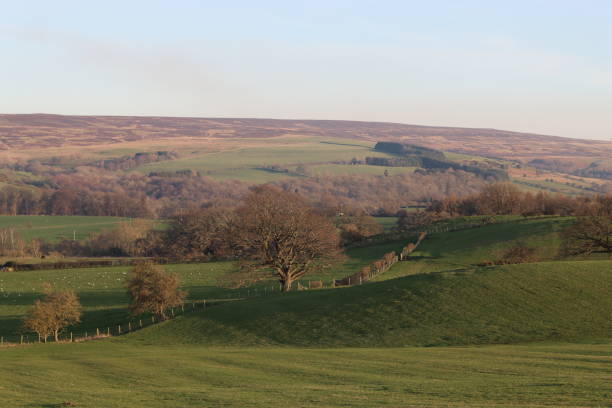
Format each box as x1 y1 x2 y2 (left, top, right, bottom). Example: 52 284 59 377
126 262 186 320
23 284 82 342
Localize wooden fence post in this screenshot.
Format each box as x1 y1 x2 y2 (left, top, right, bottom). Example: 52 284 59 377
107 327 110 336
20 335 23 345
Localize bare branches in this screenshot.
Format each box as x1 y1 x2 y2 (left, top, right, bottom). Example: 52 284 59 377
22 285 81 342
230 186 342 291
126 262 186 320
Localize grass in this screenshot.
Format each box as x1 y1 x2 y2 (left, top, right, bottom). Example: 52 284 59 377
0 215 136 243
380 216 576 279
0 262 234 338
298 163 417 177
1 341 610 407
133 139 393 182
0 240 399 338
127 260 612 347
374 216 398 231
1 216 611 407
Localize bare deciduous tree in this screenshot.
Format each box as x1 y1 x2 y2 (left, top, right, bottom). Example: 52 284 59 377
126 262 186 320
23 284 82 342
231 186 341 292
161 208 232 260
562 216 612 256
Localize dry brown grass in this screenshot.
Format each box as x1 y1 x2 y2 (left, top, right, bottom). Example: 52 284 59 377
2 114 612 165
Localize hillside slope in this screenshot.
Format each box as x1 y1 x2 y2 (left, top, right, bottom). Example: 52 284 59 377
2 114 612 161
126 261 612 347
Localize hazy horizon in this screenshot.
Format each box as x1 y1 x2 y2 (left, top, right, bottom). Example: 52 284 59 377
2 1 611 140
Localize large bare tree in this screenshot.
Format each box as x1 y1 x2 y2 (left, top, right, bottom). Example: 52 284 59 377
562 216 612 256
231 186 341 291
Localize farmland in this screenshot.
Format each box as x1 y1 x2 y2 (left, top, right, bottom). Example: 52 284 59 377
0 215 134 243
1 342 610 407
1 216 611 407
0 238 402 338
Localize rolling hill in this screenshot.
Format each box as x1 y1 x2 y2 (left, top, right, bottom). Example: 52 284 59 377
2 114 612 163
127 260 612 347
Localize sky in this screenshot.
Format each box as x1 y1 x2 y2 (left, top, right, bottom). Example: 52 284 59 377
1 0 611 140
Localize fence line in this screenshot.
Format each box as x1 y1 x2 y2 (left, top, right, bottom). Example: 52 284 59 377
4 217 525 347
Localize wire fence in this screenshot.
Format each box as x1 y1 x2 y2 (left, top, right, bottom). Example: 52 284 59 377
0 283 318 348
3 217 520 348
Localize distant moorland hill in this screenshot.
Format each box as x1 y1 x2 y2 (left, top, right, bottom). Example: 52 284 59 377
1 114 611 163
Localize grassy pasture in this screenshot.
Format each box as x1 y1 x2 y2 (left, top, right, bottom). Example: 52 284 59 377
0 240 399 338
373 216 398 231
297 163 417 177
1 216 611 407
0 215 134 243
1 341 610 407
132 139 393 182
129 260 612 347
0 262 233 338
380 216 575 279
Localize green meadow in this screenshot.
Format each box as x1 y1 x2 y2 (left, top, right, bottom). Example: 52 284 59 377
0 215 134 243
133 139 395 182
1 216 611 407
1 342 610 408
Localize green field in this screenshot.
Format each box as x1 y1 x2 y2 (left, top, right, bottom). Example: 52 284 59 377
0 240 400 338
0 215 140 243
128 261 612 347
380 216 576 279
296 163 417 177
133 139 394 182
1 216 611 407
1 341 610 407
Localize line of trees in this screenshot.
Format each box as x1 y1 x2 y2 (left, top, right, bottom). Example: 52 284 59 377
426 183 612 217
0 168 490 217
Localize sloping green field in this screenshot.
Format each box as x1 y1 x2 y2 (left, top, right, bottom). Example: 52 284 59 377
1 217 611 407
127 261 612 347
379 216 575 279
133 139 393 182
0 262 234 337
0 240 399 338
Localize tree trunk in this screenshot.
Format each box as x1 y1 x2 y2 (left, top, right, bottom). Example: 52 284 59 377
281 277 293 292
54 330 59 342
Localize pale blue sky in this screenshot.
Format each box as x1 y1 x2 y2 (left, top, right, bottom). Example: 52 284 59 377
1 0 611 139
